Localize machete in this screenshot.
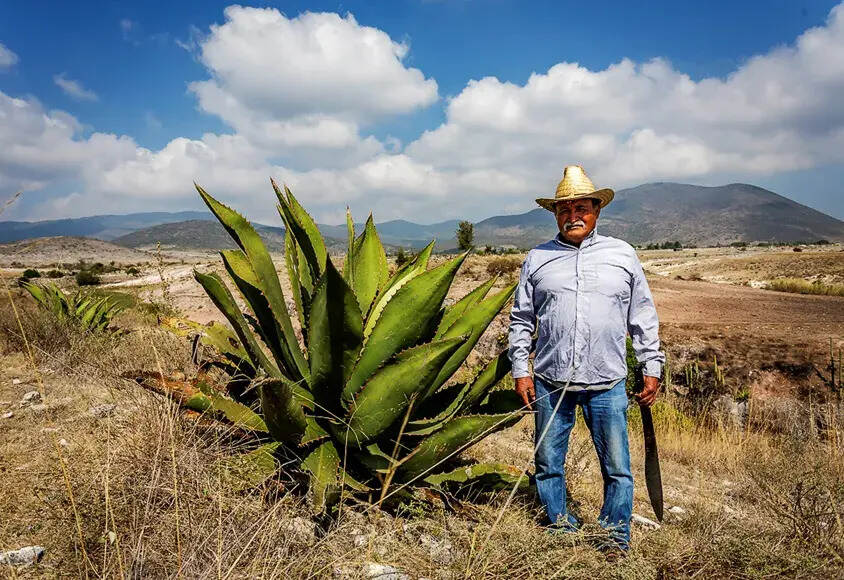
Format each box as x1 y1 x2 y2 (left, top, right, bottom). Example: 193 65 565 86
634 366 664 522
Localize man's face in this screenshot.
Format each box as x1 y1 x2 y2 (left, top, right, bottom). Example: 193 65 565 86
555 199 600 244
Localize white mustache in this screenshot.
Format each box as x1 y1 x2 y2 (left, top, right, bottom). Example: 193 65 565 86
563 220 586 231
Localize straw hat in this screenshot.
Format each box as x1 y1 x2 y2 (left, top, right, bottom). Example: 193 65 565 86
536 165 614 212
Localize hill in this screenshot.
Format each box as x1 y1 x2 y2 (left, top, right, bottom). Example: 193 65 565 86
3 182 842 250
113 220 288 251
0 211 209 243
471 182 844 249
0 237 154 267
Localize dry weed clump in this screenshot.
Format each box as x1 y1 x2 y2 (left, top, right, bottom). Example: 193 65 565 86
766 277 844 297
486 256 522 277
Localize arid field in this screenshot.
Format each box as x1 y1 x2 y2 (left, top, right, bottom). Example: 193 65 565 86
1 243 842 578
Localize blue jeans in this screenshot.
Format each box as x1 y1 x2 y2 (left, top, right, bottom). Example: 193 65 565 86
534 377 633 549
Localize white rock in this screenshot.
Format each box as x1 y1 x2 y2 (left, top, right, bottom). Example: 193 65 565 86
59 439 69 447
12 378 22 385
0 545 45 566
419 533 456 565
354 534 370 548
668 506 686 515
631 513 661 530
364 563 409 580
19 391 41 407
2 411 13 419
281 517 316 544
88 403 116 418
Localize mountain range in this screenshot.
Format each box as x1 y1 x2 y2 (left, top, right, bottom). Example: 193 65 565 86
1 183 842 250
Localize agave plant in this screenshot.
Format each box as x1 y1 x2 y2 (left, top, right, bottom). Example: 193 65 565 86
144 181 526 511
21 281 126 331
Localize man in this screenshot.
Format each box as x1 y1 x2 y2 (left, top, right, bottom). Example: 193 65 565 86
508 165 664 553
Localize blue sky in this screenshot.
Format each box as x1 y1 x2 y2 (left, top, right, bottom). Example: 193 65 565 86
1 0 842 223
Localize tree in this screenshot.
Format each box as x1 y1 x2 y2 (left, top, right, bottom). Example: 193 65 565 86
456 220 474 251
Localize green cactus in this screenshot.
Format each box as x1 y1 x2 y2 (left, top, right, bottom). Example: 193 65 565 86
21 281 125 331
171 182 525 511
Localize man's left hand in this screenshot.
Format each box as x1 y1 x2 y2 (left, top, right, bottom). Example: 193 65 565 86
635 375 660 407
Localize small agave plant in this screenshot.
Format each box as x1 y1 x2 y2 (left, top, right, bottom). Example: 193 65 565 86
22 281 126 331
147 181 526 511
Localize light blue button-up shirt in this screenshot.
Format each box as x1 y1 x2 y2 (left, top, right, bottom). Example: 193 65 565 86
508 228 664 390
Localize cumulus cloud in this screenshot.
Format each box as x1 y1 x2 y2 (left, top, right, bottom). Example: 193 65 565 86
0 42 18 69
408 2 844 199
53 73 99 102
3 4 844 222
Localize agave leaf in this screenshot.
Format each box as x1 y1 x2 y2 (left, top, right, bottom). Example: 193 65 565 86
308 257 363 415
338 468 371 492
220 249 294 370
424 462 527 491
273 181 326 285
363 240 435 340
344 208 355 277
355 442 394 473
404 382 473 437
435 277 498 339
344 336 466 446
21 281 45 304
301 440 341 512
422 283 517 400
398 411 524 481
343 252 468 407
220 442 281 490
201 321 251 364
460 350 513 412
196 184 308 381
301 416 331 446
348 215 388 315
284 230 308 331
475 389 525 415
183 389 268 432
259 378 308 445
194 271 281 378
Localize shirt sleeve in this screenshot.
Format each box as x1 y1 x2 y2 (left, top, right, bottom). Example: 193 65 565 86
508 253 536 379
627 252 665 378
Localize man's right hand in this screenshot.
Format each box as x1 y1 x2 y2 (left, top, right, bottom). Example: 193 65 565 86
515 376 535 410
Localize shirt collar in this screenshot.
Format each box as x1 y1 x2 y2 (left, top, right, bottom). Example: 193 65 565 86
554 226 599 249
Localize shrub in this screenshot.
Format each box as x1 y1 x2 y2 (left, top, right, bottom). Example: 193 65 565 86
125 266 141 276
76 270 101 286
486 256 521 276
46 269 66 278
456 220 474 250
394 247 411 268
22 268 41 279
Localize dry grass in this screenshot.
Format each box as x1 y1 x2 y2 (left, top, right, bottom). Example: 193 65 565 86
766 278 844 297
2 283 844 578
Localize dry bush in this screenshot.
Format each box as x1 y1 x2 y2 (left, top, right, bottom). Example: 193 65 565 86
766 277 844 297
486 256 522 277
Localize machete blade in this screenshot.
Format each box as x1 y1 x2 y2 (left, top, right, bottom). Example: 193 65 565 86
640 404 664 522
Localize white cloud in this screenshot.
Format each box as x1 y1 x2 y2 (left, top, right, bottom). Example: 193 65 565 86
406 4 844 200
53 73 99 102
4 4 844 223
190 7 438 130
0 42 18 69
